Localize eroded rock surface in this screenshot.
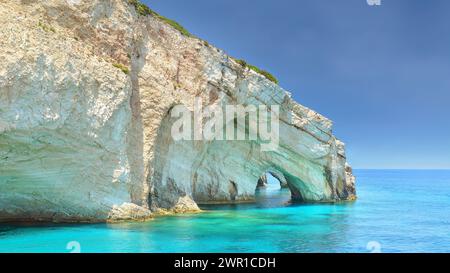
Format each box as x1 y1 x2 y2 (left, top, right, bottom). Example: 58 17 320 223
0 0 356 222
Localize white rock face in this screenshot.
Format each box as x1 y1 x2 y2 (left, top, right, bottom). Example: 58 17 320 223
0 0 355 222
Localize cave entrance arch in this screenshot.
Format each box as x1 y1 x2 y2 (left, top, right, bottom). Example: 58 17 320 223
254 170 292 207
148 105 313 211
256 171 287 191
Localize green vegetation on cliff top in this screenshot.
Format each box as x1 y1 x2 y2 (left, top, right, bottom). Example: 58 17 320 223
234 59 279 84
128 0 279 85
129 0 191 37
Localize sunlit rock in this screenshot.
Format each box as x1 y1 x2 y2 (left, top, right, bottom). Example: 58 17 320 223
0 0 355 222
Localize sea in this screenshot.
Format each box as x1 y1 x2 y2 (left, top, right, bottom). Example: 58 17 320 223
0 170 449 253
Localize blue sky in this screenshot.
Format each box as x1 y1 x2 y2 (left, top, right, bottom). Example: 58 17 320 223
144 0 450 169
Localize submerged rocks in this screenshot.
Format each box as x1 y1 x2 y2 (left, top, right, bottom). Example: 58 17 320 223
0 0 356 223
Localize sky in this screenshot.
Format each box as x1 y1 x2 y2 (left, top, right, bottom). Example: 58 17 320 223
144 0 450 169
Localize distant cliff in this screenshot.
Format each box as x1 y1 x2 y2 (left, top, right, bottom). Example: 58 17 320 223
0 0 356 222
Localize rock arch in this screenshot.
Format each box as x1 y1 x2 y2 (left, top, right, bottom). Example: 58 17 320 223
148 104 356 212
257 169 289 189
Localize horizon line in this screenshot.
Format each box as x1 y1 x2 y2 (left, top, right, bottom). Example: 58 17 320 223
353 168 450 171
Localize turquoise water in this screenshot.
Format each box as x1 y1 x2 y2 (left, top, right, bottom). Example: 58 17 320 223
0 170 449 253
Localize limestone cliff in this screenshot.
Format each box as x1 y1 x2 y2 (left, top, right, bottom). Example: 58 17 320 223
0 0 356 222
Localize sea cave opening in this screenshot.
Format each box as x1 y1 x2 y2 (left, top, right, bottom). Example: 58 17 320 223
254 172 292 208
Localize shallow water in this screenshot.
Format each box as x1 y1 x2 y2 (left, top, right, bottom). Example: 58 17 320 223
1 170 449 253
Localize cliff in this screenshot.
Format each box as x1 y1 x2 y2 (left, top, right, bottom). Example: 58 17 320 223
0 0 356 222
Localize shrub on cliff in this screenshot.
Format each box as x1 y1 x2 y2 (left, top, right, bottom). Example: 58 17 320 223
129 0 155 16
38 21 56 33
157 16 191 37
234 58 279 84
113 63 129 74
128 0 191 37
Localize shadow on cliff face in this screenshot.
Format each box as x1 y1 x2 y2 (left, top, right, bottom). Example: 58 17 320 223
147 105 202 212
126 26 150 207
195 173 295 211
